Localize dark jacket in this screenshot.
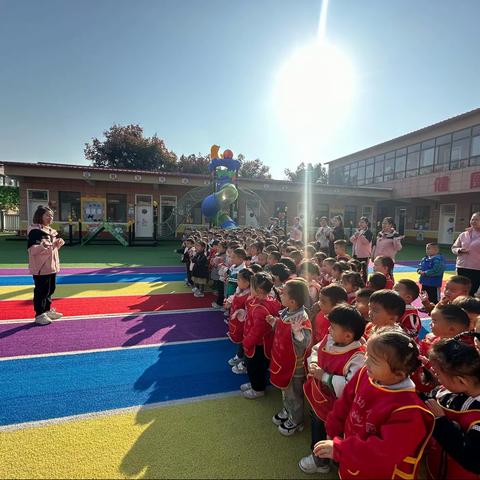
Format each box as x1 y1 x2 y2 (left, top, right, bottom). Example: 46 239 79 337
191 251 209 279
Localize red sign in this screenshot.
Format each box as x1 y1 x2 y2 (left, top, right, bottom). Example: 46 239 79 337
434 176 449 192
471 172 480 189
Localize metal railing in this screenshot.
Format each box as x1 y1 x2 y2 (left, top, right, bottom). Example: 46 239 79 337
1 213 20 232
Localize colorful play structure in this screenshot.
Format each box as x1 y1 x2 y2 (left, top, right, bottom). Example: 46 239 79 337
200 145 240 229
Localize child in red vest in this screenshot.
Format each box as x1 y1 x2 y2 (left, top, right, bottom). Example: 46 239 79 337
341 271 365 304
452 296 480 330
373 256 395 289
393 279 421 340
425 332 480 479
266 279 312 436
227 268 254 374
311 284 348 344
300 304 366 474
366 272 388 291
314 329 435 480
299 261 322 306
241 272 281 399
354 288 373 323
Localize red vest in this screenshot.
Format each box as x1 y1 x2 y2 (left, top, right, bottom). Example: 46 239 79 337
426 398 480 480
313 311 330 344
330 367 435 480
399 305 421 338
227 291 251 344
269 312 311 389
304 337 364 421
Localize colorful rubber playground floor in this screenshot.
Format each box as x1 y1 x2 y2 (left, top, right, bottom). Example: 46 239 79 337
0 254 455 479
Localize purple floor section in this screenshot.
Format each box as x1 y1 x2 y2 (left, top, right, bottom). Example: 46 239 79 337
0 310 227 357
0 266 185 275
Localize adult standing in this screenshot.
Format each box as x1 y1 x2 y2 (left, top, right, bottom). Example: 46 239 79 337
27 206 65 325
451 211 480 297
329 215 345 256
350 216 373 283
315 216 333 254
372 216 404 261
289 216 303 242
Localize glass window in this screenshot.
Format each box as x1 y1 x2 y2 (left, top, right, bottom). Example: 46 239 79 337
28 190 48 201
395 155 406 179
385 151 395 160
365 163 374 180
419 147 435 175
396 147 407 156
473 125 480 136
450 137 470 170
421 139 435 149
406 151 419 177
415 206 431 230
408 143 420 153
344 206 358 231
471 135 480 156
436 133 451 145
358 159 366 168
107 193 127 223
452 128 470 141
59 191 81 222
357 163 366 181
471 204 480 216
349 166 358 185
384 158 395 181
374 157 384 182
434 143 451 172
366 157 374 166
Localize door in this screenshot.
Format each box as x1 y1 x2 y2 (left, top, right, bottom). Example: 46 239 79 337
135 195 153 238
395 207 406 236
160 196 177 235
438 204 456 244
28 190 49 224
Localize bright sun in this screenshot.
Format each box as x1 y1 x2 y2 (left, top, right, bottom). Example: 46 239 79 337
273 40 355 146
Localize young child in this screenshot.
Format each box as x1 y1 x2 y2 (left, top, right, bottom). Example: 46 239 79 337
267 279 312 435
373 256 395 289
300 305 366 474
367 272 388 291
332 261 349 284
417 242 445 304
279 257 297 278
334 239 351 262
225 248 247 298
177 237 195 287
393 279 421 339
270 263 291 291
191 241 209 297
320 258 336 287
366 289 406 339
314 251 327 271
299 261 322 305
241 273 281 399
267 251 281 269
421 275 472 314
354 288 374 322
425 333 480 479
341 271 365 304
314 330 435 479
452 296 480 330
227 268 254 374
311 285 348 343
211 241 227 308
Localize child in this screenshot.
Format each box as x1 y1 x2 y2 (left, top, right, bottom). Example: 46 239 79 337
425 332 480 479
452 296 480 330
27 205 65 325
320 257 336 286
366 289 406 338
227 268 254 374
332 261 349 284
367 272 387 291
300 305 366 474
350 217 373 283
341 271 365 304
267 279 312 435
270 263 291 291
225 248 248 298
267 251 281 269
354 288 373 322
210 241 227 308
314 251 327 270
176 237 195 287
417 242 445 304
256 252 268 269
311 285 348 343
373 255 395 289
421 275 472 314
299 261 322 305
191 241 209 297
393 279 421 339
241 273 281 399
334 239 351 262
279 257 297 277
314 330 435 479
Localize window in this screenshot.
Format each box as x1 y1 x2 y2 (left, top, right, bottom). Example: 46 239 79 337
395 154 406 179
344 206 358 231
384 157 395 181
470 128 480 166
349 166 358 185
452 128 470 141
450 137 470 170
415 206 430 230
106 193 127 223
471 204 480 216
374 155 384 183
365 158 374 184
420 147 435 175
59 191 81 221
435 142 451 172
406 151 420 177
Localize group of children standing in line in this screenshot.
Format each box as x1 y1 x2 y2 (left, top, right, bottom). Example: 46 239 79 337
177 225 479 479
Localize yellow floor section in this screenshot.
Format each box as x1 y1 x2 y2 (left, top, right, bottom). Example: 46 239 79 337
0 394 332 480
0 281 195 301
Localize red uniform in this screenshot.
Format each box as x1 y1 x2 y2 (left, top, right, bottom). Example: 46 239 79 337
411 333 440 394
326 367 435 480
385 274 394 289
269 309 311 389
227 289 251 344
308 280 322 303
243 296 281 359
347 292 356 305
304 336 365 421
399 304 421 339
313 311 330 344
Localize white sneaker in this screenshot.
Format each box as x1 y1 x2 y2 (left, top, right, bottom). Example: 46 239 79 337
46 308 63 320
192 287 199 293
243 388 265 399
240 382 252 392
272 408 289 426
228 355 243 366
194 291 204 297
232 361 247 374
298 454 331 474
278 418 304 436
34 313 52 325
211 302 223 309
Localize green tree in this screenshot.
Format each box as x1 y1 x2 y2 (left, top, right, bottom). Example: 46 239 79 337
284 162 328 184
0 186 19 210
238 156 271 179
177 154 211 175
84 124 177 171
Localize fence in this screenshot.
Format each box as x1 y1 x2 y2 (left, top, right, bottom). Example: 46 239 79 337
1 213 20 232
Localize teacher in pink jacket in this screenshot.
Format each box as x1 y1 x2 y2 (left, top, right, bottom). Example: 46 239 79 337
372 217 404 261
451 211 480 296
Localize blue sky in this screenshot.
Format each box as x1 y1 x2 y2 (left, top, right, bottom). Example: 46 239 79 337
1 0 480 178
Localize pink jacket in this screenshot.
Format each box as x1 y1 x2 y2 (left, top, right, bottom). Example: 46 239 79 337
372 234 403 260
350 231 372 258
452 228 480 270
27 224 61 276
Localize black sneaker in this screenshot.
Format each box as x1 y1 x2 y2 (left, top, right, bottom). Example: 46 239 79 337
272 408 289 426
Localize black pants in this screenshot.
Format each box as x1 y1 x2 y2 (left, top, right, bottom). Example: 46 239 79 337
245 345 269 392
354 256 369 284
215 280 225 305
310 410 329 466
457 268 480 297
33 274 56 316
185 265 193 285
422 285 439 304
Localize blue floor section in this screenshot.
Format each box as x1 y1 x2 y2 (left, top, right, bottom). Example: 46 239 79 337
0 272 186 286
0 339 242 426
